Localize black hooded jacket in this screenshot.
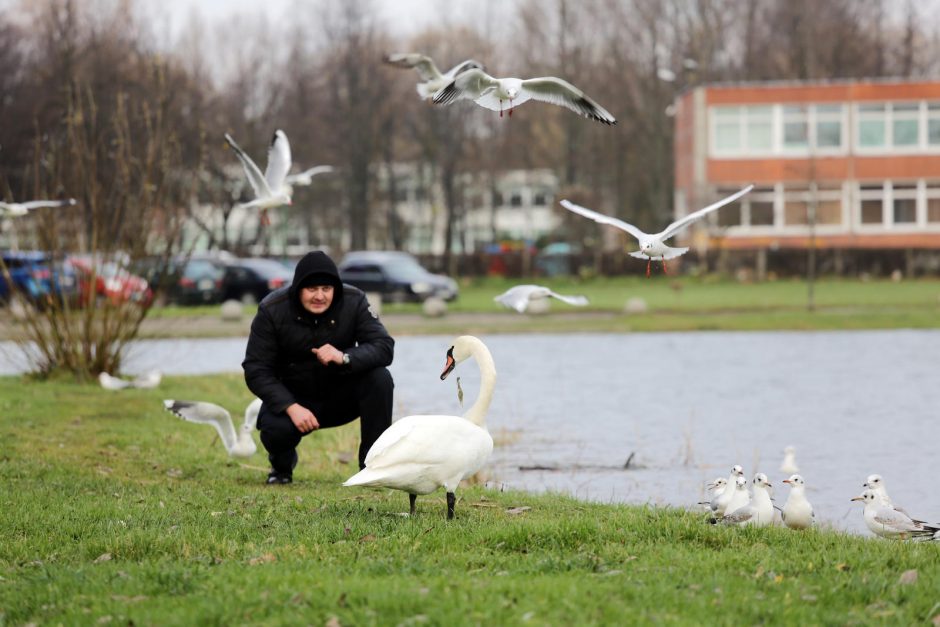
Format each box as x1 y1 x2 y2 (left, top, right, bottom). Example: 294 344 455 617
242 251 394 412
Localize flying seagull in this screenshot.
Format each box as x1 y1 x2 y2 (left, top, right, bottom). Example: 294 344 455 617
285 165 334 188
224 129 292 225
0 198 76 218
163 398 263 458
383 53 485 100
98 370 162 390
432 68 616 124
560 185 753 277
494 284 589 313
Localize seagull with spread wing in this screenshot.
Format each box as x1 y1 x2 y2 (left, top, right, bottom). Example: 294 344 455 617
560 185 753 277
285 165 334 189
98 370 162 390
163 398 263 458
1 198 76 218
432 68 616 124
224 130 292 226
494 284 589 313
383 53 485 100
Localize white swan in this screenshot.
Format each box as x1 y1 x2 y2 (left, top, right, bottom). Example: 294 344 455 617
99 370 163 390
162 398 263 458
343 336 495 519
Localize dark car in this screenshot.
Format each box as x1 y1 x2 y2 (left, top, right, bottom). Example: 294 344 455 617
138 257 226 306
221 257 294 304
338 251 458 303
0 250 79 307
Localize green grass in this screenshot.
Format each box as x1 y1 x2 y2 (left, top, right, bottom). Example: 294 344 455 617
2 375 938 625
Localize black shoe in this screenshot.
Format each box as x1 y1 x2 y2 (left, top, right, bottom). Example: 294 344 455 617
265 471 292 485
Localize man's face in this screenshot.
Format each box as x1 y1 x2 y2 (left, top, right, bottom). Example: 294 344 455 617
300 284 334 314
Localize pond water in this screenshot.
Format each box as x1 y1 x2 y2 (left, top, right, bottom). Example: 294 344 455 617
3 330 938 534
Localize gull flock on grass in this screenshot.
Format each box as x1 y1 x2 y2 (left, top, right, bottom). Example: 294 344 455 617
560 185 754 277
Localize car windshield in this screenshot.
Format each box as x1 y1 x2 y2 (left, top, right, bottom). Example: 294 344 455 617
382 259 430 281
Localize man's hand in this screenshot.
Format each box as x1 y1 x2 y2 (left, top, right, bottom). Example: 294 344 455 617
312 343 344 366
286 403 320 433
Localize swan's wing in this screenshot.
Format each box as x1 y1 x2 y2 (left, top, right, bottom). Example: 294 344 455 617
243 398 263 430
432 69 499 105
99 372 130 390
383 53 443 82
284 165 334 186
363 416 473 468
163 400 238 453
20 199 77 210
225 133 272 199
559 199 647 241
657 185 753 241
521 77 617 125
131 370 162 389
443 59 485 80
362 419 419 466
263 130 292 193
545 290 589 307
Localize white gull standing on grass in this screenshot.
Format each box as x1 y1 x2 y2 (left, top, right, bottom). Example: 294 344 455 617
699 477 727 513
162 398 263 458
781 474 815 530
715 475 750 523
851 489 940 540
383 53 485 100
224 130 292 225
432 68 617 124
863 474 925 522
710 465 745 517
1 198 76 218
722 473 775 527
493 284 588 314
99 370 162 390
559 185 753 277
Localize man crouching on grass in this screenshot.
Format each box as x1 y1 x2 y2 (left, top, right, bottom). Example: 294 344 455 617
242 250 394 484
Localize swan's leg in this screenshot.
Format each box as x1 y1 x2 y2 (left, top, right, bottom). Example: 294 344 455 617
409 493 417 516
646 259 651 278
446 492 456 519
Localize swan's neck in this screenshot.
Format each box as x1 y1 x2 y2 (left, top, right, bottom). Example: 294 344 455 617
463 342 496 430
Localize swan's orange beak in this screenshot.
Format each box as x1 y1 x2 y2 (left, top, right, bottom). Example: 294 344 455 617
440 346 456 380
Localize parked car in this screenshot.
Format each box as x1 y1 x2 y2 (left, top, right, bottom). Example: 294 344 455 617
0 250 79 307
337 251 458 303
221 257 294 304
67 255 153 306
139 257 226 306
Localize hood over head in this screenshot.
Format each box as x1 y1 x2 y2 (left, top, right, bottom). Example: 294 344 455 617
290 251 344 315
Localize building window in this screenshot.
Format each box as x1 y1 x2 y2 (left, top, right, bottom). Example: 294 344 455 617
492 191 503 206
815 104 843 149
750 199 775 226
782 105 809 151
715 188 743 226
892 183 917 223
858 104 887 148
714 106 742 152
892 103 920 147
859 184 884 224
747 106 773 151
928 103 940 146
927 181 940 222
509 192 523 207
532 192 547 206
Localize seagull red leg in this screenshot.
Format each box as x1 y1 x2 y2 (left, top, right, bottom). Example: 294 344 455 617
662 258 669 275
499 99 503 118
646 259 651 278
260 209 270 227
509 98 514 117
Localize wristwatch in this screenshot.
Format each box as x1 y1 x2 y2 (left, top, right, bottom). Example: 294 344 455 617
342 353 350 365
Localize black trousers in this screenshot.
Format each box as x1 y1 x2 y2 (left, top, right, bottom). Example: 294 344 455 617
257 367 394 474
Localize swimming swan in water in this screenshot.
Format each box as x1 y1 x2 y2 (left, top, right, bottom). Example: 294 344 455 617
343 335 496 519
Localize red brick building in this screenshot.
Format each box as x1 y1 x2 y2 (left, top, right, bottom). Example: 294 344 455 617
673 79 940 270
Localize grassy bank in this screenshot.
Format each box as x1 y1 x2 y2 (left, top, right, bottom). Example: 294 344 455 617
1 375 937 625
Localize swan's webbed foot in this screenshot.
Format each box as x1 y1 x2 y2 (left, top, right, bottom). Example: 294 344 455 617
409 493 417 516
446 492 456 519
